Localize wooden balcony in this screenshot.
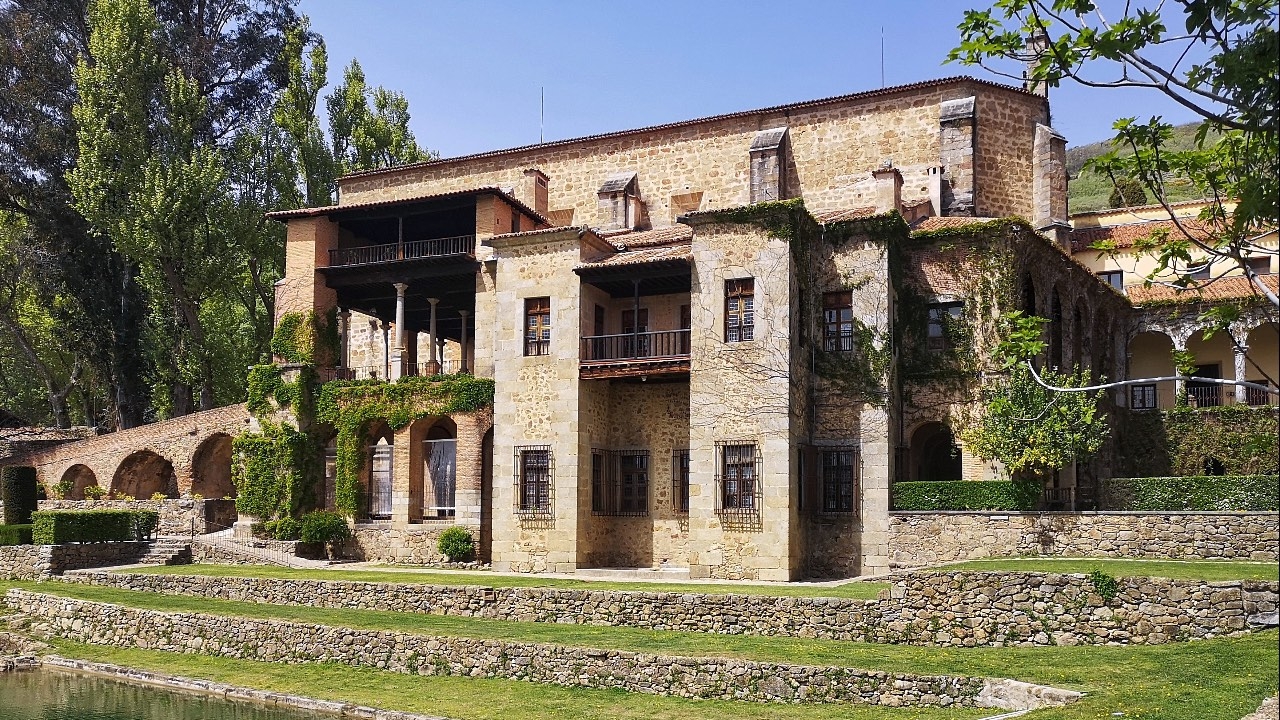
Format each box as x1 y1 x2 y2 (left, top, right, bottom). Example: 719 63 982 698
580 329 690 380
328 235 476 267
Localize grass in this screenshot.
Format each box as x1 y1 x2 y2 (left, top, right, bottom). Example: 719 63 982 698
1066 121 1213 213
130 563 889 599
935 558 1279 582
5 581 1277 719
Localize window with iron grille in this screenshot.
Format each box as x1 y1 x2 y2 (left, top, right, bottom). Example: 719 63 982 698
926 302 964 351
590 449 649 517
672 449 690 514
715 442 761 516
514 445 552 516
725 278 755 342
1130 383 1158 410
822 291 855 352
820 447 859 514
524 297 551 356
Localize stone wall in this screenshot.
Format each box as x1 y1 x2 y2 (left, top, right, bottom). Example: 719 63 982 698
9 589 1082 710
0 542 152 580
38 499 237 536
888 511 1280 566
64 569 1277 647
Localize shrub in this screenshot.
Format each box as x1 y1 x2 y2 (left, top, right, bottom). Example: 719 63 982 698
30 509 158 544
892 479 1042 511
0 524 34 546
437 526 475 562
272 516 302 541
1089 570 1120 603
53 477 75 500
82 485 106 500
1 466 39 525
1100 475 1278 511
150 492 167 501
299 511 351 545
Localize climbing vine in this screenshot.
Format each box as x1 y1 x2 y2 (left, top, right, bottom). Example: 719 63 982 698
231 423 318 520
1114 404 1279 477
269 309 340 365
246 364 316 418
317 375 495 516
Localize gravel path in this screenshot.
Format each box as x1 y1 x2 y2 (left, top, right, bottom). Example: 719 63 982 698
1243 695 1279 720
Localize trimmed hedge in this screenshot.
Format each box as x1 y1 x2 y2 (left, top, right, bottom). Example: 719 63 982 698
892 479 1042 511
30 509 160 544
0 524 33 546
1101 475 1279 511
1 466 39 525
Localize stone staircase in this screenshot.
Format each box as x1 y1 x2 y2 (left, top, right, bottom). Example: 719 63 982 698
192 531 330 569
133 537 193 566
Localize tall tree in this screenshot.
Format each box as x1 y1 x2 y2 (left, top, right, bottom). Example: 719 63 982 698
327 59 433 176
273 17 335 206
950 1 1278 307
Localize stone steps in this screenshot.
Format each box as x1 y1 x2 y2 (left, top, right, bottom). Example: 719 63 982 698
133 538 193 566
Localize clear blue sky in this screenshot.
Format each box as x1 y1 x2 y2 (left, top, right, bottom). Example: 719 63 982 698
303 1 1208 159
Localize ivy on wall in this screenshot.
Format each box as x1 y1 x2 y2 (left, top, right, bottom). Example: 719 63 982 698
1114 405 1280 478
316 375 495 516
246 364 316 419
269 309 340 365
231 424 317 520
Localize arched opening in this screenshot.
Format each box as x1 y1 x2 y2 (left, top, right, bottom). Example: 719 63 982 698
480 427 494 563
191 433 234 499
408 416 457 522
1186 328 1234 407
111 450 177 500
1245 322 1279 405
59 464 98 500
908 422 963 482
1021 274 1037 315
1072 303 1087 372
1128 331 1175 409
361 420 393 520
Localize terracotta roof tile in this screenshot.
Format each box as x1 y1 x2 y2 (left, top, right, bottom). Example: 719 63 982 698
911 216 1001 233
1126 274 1278 305
576 243 692 270
601 225 693 250
813 207 879 223
1070 219 1212 253
266 186 551 226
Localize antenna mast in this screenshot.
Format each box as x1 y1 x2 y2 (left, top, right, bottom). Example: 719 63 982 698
880 27 885 87
540 87 544 144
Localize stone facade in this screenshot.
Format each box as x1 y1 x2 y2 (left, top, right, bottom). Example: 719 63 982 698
10 589 1083 709
60 569 1277 647
888 511 1280 566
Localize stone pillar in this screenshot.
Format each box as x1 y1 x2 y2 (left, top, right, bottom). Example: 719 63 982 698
1172 333 1189 400
427 297 440 374
1032 124 1070 248
380 320 391 380
337 309 351 373
938 96 976 216
1233 343 1249 404
391 283 407 379
458 310 470 374
749 127 789 204
871 165 903 215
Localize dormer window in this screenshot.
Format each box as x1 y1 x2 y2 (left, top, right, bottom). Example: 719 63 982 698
597 172 642 229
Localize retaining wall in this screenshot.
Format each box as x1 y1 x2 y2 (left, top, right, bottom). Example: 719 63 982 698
0 543 151 580
889 511 1280 566
38 499 236 536
64 570 1278 646
8 589 1081 709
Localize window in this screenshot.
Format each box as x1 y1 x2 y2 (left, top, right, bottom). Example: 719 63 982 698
926 302 964 351
822 291 855 352
1189 262 1212 281
1130 384 1158 410
672 449 690 514
821 447 859 514
590 450 605 513
1097 270 1124 291
590 449 649 516
1246 256 1273 276
716 442 760 516
515 445 552 516
725 278 755 342
622 308 649 357
365 438 393 520
524 297 551 356
423 439 457 518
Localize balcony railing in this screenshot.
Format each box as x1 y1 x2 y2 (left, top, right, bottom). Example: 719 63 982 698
328 235 476 267
1187 383 1222 407
581 329 691 362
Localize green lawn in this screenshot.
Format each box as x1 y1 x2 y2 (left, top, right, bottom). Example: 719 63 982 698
936 558 1279 582
130 563 889 599
5 581 1277 719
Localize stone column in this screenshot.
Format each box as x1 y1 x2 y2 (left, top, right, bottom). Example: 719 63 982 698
458 310 470 374
427 297 441 374
1233 342 1249 404
1172 332 1189 401
391 283 408 379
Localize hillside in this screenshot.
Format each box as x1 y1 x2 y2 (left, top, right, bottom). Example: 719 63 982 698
1066 122 1213 213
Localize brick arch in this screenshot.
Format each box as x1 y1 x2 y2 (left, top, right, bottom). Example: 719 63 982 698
59 464 98 500
190 433 235 500
111 449 178 500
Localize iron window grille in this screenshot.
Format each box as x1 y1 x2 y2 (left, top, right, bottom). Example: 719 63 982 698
822 291 855 352
524 297 551 356
714 441 762 519
800 444 861 516
672 448 690 514
590 449 650 517
1130 384 1158 410
725 278 755 342
514 445 553 517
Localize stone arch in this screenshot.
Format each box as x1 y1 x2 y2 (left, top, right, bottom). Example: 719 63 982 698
1048 286 1064 370
907 421 962 482
190 433 234 499
1244 321 1278 404
111 450 177 500
409 416 458 522
1128 330 1175 409
360 420 394 520
59 464 98 500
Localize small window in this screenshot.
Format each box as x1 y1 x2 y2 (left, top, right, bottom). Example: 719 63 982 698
1189 262 1212 281
524 297 551 356
590 450 605 513
1097 270 1124 291
515 445 552 516
822 291 855 352
725 278 755 342
926 302 964 351
716 442 760 515
821 447 859 514
1130 384 1158 410
672 449 690 514
1246 256 1273 276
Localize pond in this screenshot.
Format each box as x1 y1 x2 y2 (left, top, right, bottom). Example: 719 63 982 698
0 669 327 720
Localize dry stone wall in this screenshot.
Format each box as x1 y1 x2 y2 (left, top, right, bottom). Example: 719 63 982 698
10 589 1078 710
889 511 1280 566
63 570 1277 647
0 542 152 580
39 499 236 536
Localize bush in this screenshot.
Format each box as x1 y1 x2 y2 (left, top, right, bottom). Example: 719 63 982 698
52 477 76 500
437 526 475 562
272 516 302 541
1 466 39 525
299 511 351 545
30 509 158 544
892 479 1042 511
82 485 106 500
0 524 34 546
1100 475 1278 511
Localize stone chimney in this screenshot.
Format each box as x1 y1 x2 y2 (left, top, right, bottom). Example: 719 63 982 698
871 163 902 214
520 168 549 217
1023 30 1050 99
1032 123 1070 248
749 127 789 203
938 96 976 216
927 166 944 218
597 172 643 230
